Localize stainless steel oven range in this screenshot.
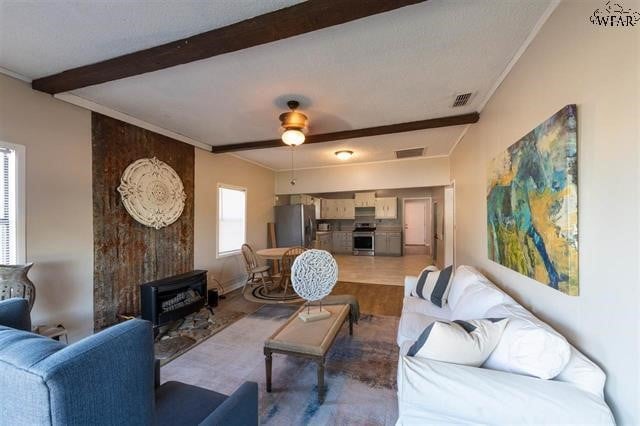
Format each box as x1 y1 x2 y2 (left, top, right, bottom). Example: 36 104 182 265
353 223 375 256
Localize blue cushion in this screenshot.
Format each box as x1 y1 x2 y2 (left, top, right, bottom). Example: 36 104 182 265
156 381 228 426
0 327 65 367
0 298 31 331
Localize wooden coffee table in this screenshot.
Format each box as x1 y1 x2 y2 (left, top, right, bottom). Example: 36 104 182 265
264 303 352 404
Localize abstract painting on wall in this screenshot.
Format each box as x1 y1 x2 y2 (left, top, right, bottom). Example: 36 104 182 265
487 105 578 295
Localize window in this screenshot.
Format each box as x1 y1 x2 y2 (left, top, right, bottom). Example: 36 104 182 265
217 184 247 257
0 143 24 264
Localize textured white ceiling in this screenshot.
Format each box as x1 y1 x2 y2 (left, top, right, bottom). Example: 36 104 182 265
0 0 303 78
0 0 552 169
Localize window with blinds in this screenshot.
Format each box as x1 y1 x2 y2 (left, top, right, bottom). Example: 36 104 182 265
0 147 17 264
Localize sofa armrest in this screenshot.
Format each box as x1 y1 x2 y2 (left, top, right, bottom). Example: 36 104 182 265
404 276 418 298
33 319 156 425
0 298 31 331
199 381 258 426
397 354 615 425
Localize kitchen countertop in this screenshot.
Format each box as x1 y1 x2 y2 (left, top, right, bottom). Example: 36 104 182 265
317 228 403 232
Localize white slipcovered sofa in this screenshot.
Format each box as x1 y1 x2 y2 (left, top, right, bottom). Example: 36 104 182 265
396 265 615 425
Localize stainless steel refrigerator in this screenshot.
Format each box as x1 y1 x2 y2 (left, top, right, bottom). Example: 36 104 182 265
274 204 316 248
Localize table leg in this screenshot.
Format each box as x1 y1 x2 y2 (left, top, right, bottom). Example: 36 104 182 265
317 358 325 404
349 311 353 336
265 350 272 392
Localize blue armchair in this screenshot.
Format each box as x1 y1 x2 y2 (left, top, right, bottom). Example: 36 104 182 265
0 298 258 425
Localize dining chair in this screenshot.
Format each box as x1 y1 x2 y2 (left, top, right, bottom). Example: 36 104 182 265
241 244 274 293
280 247 306 299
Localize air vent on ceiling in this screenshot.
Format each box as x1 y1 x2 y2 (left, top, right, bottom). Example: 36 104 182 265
395 147 424 159
452 92 473 107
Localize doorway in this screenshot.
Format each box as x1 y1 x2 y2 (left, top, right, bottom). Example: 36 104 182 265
402 198 432 256
444 184 455 267
433 200 443 265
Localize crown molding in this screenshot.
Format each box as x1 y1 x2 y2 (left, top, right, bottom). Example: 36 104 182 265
0 67 32 83
54 93 212 151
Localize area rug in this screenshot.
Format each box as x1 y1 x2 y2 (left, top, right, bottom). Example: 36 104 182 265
154 307 246 365
243 284 304 304
161 305 400 425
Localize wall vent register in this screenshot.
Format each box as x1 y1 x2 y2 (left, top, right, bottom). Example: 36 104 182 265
395 147 424 159
452 92 473 107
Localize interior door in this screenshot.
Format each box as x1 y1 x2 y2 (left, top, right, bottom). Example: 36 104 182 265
404 199 427 245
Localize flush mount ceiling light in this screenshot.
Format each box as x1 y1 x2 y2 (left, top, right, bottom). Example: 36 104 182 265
335 150 354 160
279 100 308 146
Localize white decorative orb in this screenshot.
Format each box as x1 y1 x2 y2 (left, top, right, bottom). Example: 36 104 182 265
291 250 338 302
117 157 186 229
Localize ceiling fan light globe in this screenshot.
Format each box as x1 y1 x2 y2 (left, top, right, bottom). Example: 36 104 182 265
282 129 306 146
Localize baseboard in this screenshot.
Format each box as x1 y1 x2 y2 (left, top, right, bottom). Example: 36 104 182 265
218 277 245 295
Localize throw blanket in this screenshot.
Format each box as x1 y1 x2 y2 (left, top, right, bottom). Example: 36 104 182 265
310 294 360 324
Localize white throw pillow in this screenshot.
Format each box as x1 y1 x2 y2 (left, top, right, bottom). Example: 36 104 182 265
450 283 513 321
407 318 509 367
483 304 571 379
447 265 491 310
555 345 606 398
410 265 454 307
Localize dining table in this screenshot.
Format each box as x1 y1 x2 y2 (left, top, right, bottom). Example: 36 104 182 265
255 247 292 261
255 247 294 289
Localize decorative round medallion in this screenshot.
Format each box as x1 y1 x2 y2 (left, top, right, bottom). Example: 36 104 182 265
291 250 338 301
117 157 186 229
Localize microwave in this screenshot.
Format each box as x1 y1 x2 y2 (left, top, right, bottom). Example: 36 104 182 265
318 223 331 231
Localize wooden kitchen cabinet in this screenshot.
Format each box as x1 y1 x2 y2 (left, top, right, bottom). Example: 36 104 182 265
321 199 336 219
332 231 353 254
354 192 376 207
322 199 355 219
374 232 387 254
343 199 355 219
319 198 329 219
290 194 315 205
315 232 333 252
387 232 402 255
375 197 397 219
375 231 402 256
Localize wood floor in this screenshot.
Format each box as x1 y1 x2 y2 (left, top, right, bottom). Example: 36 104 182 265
331 281 404 317
217 281 404 318
216 249 427 318
335 252 432 286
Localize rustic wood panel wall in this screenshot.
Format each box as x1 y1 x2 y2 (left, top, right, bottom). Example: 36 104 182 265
92 113 194 330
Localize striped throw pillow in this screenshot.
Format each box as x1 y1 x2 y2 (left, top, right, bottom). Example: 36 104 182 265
407 318 509 367
411 265 454 307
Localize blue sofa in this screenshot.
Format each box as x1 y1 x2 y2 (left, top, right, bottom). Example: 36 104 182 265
0 298 258 425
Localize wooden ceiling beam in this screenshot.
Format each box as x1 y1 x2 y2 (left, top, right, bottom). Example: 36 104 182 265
210 112 479 153
32 0 427 94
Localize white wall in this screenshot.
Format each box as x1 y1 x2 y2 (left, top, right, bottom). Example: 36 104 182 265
194 151 275 292
275 156 449 194
0 74 277 339
449 1 639 423
0 74 93 341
